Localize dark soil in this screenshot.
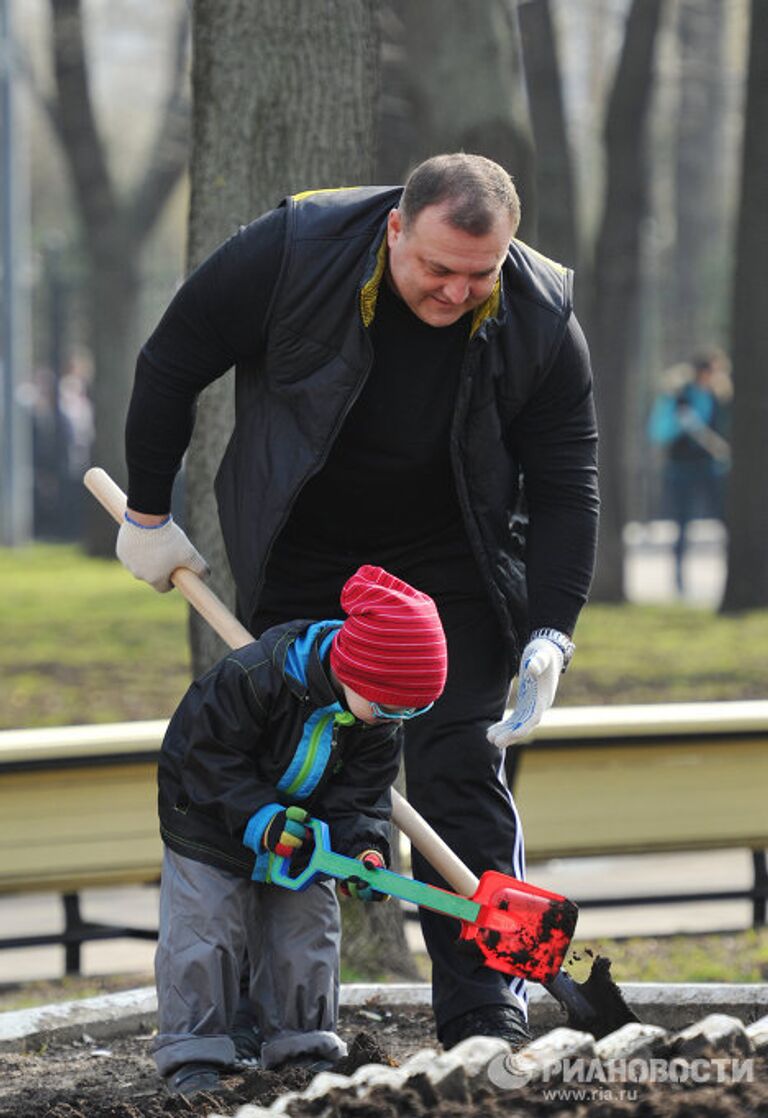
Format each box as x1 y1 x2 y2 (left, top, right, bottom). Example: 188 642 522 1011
1 1000 767 1118
0 1005 428 1118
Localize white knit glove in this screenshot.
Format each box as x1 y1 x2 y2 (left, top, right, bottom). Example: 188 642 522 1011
486 637 564 748
116 514 210 593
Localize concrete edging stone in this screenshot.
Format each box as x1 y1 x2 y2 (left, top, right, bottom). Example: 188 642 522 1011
1 981 767 1053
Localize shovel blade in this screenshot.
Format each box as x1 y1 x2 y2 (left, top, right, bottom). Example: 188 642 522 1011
460 870 578 983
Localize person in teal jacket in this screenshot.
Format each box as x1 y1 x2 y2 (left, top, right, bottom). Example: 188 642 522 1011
648 350 731 594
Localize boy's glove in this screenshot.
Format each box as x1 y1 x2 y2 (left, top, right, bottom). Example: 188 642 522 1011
263 806 313 859
339 849 388 902
486 636 564 748
116 513 210 593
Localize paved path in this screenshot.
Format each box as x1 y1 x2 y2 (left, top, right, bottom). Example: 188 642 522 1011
624 518 726 607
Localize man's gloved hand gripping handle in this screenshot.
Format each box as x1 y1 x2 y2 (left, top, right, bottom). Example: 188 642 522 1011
486 629 574 748
116 510 210 593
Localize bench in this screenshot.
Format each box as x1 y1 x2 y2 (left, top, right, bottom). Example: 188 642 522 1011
0 721 165 972
512 701 768 922
2 702 767 972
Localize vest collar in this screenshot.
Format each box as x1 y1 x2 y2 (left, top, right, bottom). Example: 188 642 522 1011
360 234 388 327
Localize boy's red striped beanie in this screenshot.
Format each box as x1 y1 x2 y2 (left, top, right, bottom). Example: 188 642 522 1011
330 565 448 707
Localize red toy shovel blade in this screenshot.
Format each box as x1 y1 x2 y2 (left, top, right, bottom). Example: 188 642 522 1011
459 870 578 983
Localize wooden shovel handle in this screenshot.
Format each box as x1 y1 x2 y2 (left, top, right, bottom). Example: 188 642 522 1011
84 466 480 897
385 790 478 895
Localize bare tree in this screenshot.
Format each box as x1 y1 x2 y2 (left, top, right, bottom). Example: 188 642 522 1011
186 0 419 980
721 0 768 611
45 0 189 554
586 0 665 601
517 0 578 267
186 0 380 673
378 0 536 241
667 0 729 364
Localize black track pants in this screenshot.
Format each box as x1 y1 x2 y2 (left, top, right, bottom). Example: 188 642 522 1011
401 590 527 1036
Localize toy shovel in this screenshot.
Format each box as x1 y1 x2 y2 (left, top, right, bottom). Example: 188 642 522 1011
268 817 577 984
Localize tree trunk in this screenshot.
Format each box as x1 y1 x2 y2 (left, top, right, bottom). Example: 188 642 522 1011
185 0 419 983
667 0 728 364
186 0 381 673
339 768 421 981
587 0 665 602
47 0 189 556
517 0 579 268
721 0 768 611
85 237 141 555
379 0 536 241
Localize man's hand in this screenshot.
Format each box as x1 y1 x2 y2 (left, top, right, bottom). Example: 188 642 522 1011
339 849 388 902
486 637 564 748
116 512 210 593
262 806 313 858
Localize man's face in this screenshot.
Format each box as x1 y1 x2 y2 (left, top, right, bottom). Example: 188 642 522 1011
386 201 514 327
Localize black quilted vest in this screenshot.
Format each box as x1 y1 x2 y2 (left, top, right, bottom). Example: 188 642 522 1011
215 186 573 657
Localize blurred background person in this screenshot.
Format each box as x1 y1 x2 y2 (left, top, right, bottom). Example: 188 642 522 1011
648 349 732 596
24 353 94 541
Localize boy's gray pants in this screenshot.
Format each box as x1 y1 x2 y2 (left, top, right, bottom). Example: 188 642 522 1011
152 848 347 1075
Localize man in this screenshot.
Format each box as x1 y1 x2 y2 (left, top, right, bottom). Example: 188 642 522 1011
118 153 599 1051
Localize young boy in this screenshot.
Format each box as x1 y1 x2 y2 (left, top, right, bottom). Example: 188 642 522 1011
152 564 448 1095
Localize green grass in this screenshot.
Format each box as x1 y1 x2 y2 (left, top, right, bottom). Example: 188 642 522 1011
556 601 768 705
566 929 768 984
1 544 766 731
370 928 768 986
0 545 191 729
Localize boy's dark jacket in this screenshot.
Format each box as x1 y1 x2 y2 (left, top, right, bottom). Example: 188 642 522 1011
158 619 401 880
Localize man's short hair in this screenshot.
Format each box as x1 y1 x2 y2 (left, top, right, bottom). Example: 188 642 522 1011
399 153 521 237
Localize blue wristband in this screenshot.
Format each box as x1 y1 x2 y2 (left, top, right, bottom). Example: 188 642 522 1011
124 512 172 529
243 803 283 853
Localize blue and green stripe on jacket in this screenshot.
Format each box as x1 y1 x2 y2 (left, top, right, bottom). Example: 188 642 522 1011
244 621 355 881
